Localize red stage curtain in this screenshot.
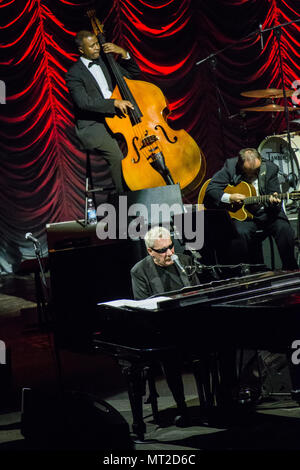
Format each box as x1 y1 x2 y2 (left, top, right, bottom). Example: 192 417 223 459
0 0 299 271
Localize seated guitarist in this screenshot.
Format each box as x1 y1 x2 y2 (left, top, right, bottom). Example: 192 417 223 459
203 148 298 270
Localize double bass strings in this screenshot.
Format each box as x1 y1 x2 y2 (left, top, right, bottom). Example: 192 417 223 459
104 47 157 162
115 72 168 168
105 48 169 167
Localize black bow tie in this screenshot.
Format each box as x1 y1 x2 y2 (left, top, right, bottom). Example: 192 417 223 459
88 60 98 68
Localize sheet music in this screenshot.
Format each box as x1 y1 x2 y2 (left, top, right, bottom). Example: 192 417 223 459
97 296 171 310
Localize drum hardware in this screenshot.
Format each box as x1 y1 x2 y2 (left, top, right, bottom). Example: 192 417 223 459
258 134 300 197
259 20 300 189
241 88 294 99
240 22 300 189
287 173 298 189
242 104 295 112
196 18 300 180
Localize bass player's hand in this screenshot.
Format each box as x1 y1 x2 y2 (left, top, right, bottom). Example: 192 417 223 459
114 99 134 116
102 42 128 59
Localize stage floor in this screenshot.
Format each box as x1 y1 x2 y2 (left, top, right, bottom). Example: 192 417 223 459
1 272 300 459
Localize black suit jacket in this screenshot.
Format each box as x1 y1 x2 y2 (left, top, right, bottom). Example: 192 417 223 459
65 54 140 148
204 157 287 222
130 254 199 300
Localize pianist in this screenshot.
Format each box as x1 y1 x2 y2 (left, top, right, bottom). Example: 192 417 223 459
130 226 200 427
130 226 242 411
130 226 199 300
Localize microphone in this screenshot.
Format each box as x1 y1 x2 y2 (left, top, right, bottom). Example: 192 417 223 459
25 232 40 245
259 24 264 51
228 111 246 120
171 254 186 274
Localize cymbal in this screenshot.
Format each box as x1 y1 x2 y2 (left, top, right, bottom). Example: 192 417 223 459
242 104 295 112
291 119 300 124
241 88 293 98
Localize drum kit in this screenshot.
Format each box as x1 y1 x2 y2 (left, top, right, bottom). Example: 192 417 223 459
241 87 296 113
240 88 300 194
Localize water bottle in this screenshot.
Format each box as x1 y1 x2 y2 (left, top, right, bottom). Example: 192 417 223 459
87 198 97 225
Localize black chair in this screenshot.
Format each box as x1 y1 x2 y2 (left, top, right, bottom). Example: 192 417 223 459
251 229 277 270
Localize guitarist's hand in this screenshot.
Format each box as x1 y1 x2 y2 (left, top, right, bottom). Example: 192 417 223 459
269 192 281 204
229 193 246 205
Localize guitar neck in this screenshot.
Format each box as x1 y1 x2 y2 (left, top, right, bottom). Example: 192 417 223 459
244 193 288 205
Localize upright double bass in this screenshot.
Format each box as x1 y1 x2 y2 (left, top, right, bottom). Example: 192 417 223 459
87 11 206 197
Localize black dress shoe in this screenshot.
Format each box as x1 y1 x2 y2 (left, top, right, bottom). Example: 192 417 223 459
174 409 190 427
237 386 261 405
291 389 300 404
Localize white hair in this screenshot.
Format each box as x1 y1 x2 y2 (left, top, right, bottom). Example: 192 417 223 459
144 226 171 249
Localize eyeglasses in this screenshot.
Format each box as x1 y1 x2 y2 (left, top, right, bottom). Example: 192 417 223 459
151 242 174 254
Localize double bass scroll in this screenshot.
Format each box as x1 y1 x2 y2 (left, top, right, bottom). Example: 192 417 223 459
87 10 206 197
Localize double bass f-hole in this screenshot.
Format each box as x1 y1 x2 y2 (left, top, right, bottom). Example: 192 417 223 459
132 136 140 163
154 124 178 144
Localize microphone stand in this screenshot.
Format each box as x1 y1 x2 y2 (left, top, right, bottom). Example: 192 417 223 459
31 240 48 327
29 239 64 395
197 42 252 157
209 56 230 159
169 210 204 279
170 209 220 280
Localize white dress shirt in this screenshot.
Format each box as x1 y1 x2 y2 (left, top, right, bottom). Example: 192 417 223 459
81 56 112 98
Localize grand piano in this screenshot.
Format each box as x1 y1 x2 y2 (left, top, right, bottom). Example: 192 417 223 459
93 268 300 440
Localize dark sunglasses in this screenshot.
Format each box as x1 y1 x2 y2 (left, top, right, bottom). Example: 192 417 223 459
151 242 174 254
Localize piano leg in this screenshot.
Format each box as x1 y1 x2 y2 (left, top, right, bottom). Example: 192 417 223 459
192 354 216 408
118 359 147 441
143 366 160 424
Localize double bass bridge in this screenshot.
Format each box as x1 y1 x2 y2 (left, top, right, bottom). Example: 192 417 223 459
131 133 159 163
140 134 159 150
131 131 175 185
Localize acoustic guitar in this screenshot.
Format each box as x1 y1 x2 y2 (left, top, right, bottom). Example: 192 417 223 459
198 179 300 221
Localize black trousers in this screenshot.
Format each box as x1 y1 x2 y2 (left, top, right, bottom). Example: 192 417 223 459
76 123 124 193
160 357 187 411
93 130 124 194
230 217 298 270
